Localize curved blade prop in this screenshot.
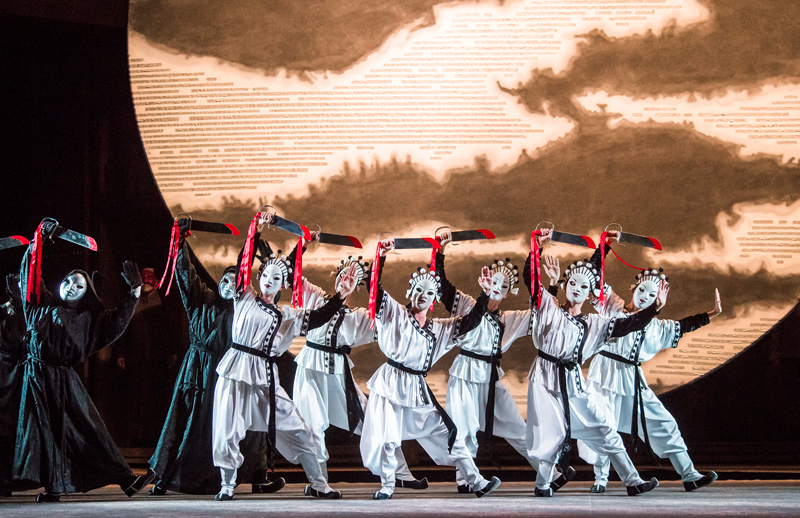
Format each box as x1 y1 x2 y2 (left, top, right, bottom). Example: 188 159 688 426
618 232 662 250
52 227 98 251
319 233 362 248
271 215 311 241
551 230 595 249
0 235 30 251
188 220 240 235
394 238 441 250
451 229 496 242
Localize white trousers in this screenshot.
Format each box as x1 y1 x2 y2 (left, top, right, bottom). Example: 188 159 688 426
293 366 415 480
360 392 489 494
447 376 540 484
212 376 331 493
578 381 701 485
526 381 645 489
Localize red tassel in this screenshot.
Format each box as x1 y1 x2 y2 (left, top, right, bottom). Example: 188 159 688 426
292 236 304 308
531 231 542 309
237 212 262 291
367 241 382 329
428 245 438 311
597 232 609 308
157 220 182 296
26 222 46 304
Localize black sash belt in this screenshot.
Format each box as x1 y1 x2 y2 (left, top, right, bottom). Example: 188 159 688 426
458 349 503 465
537 351 578 473
305 341 364 435
387 359 457 452
232 343 277 471
598 350 658 462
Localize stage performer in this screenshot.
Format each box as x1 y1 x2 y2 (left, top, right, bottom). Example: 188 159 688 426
14 218 152 502
293 240 428 491
212 215 358 501
434 232 576 493
523 228 666 497
577 231 720 493
360 238 501 500
0 275 28 497
148 220 284 495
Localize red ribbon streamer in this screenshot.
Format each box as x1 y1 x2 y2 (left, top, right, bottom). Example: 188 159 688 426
292 236 304 308
597 231 609 308
26 222 46 304
367 241 382 329
428 242 438 312
530 231 542 309
237 212 261 291
610 247 647 271
157 220 181 296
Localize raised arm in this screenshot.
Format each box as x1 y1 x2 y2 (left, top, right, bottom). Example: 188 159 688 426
175 236 218 312
608 279 669 338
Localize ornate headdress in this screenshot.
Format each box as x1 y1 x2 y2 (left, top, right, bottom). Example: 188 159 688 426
406 266 442 301
258 250 293 290
333 255 370 288
559 259 601 297
489 258 519 296
632 267 667 290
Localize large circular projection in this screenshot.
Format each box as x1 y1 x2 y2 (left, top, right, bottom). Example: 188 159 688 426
127 0 800 406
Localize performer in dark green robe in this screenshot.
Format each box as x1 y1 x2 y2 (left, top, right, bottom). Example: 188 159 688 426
0 275 28 496
14 224 151 502
148 226 285 495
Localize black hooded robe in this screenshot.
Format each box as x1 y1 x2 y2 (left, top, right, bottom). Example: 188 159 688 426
0 300 27 494
13 250 138 494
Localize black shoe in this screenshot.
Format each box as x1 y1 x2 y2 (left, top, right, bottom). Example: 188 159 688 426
395 477 428 490
373 490 392 500
214 491 234 501
149 484 167 496
304 485 342 499
627 477 659 496
474 476 501 498
457 483 472 494
36 492 61 503
534 487 553 497
123 469 156 497
590 484 606 494
253 477 286 494
551 466 576 492
684 471 718 492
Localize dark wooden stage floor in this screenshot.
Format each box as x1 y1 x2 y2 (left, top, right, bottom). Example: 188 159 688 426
2 480 799 517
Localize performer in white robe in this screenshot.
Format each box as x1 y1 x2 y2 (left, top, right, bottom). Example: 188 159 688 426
434 232 575 493
523 229 668 496
360 239 501 499
292 249 427 490
212 218 359 501
577 232 721 493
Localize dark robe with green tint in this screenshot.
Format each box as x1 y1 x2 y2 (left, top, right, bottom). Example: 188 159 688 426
0 305 27 493
149 239 269 494
14 250 138 494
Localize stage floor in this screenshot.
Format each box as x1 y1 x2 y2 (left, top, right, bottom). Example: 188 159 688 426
2 480 799 517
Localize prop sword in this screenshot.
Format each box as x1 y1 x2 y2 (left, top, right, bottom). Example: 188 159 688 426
605 224 662 250
0 235 30 251
51 226 98 251
186 220 240 236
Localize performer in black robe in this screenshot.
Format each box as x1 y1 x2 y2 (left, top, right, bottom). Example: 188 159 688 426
0 274 28 496
148 225 283 495
14 222 151 502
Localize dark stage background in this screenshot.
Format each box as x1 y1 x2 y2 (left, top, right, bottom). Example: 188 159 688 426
1 1 798 481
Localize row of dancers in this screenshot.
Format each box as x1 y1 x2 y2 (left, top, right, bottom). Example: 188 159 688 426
0 215 721 502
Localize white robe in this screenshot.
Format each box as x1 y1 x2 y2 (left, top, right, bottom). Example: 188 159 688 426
577 285 702 484
359 287 490 493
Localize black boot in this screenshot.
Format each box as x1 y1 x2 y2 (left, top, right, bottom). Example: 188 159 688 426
122 468 156 497
36 491 61 503
551 467 576 492
684 471 718 492
252 477 286 494
474 477 501 498
149 483 167 496
534 487 553 497
627 477 659 496
456 483 472 494
395 477 428 490
590 484 606 494
304 485 342 499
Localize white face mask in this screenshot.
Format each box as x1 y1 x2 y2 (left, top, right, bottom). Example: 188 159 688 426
218 272 236 300
489 272 510 301
59 273 87 303
259 264 284 296
632 280 659 310
409 277 438 312
565 272 592 305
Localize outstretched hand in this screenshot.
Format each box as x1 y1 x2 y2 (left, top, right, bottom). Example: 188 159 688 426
121 261 143 297
709 288 722 319
543 255 560 286
336 264 359 298
655 279 670 310
478 266 493 294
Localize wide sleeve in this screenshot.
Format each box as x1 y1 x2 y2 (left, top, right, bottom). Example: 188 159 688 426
81 292 140 357
234 231 263 297
650 312 710 352
591 283 626 318
607 304 658 339
306 293 345 330
176 238 217 314
522 250 544 308
499 309 532 353
365 255 388 316
348 307 378 347
435 251 476 318
19 242 54 321
301 277 329 310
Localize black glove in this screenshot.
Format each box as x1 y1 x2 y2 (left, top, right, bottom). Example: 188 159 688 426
121 261 143 290
40 217 59 238
177 218 191 238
